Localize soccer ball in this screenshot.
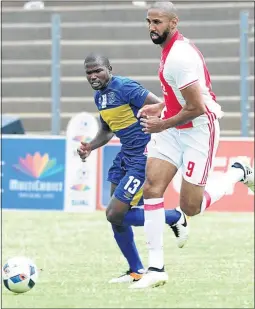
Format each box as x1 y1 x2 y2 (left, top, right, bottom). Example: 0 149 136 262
2 256 38 293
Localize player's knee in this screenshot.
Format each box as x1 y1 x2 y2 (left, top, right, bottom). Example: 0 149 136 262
143 180 164 199
106 208 123 225
105 208 115 223
180 202 200 217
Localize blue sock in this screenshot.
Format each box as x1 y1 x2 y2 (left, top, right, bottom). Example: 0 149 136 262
111 224 144 273
122 208 145 226
165 209 181 225
123 208 181 226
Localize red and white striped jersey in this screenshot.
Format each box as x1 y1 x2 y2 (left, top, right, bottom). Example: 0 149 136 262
159 31 223 129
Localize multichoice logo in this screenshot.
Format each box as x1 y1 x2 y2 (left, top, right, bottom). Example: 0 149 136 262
71 184 90 191
72 136 92 143
10 152 64 192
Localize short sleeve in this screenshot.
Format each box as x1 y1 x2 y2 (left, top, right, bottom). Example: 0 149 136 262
121 80 149 108
99 115 110 131
165 44 199 90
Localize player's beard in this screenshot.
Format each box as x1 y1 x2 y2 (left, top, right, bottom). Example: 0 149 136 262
150 28 169 45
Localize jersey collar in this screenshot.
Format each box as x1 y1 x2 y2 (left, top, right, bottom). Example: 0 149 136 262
162 30 183 57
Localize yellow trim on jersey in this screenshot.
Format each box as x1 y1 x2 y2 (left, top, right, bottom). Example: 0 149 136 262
130 187 143 207
100 104 137 132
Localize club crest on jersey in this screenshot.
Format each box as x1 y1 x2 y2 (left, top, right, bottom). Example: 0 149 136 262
107 92 116 105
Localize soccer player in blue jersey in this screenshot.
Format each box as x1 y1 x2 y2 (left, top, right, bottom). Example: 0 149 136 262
77 53 189 283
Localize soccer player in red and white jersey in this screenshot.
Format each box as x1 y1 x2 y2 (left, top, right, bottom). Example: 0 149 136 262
129 1 254 289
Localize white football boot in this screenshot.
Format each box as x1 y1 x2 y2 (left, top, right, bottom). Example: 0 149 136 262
108 269 144 283
231 156 254 192
170 206 189 248
129 269 168 289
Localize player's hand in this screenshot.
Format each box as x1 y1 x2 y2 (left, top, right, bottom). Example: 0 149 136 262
140 116 166 134
77 142 92 162
137 103 163 118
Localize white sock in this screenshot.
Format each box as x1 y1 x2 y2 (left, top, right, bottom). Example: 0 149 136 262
201 167 244 213
144 198 165 270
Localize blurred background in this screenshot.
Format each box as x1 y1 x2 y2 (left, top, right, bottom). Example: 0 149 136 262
2 0 254 137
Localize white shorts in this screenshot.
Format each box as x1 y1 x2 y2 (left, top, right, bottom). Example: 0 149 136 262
147 120 220 186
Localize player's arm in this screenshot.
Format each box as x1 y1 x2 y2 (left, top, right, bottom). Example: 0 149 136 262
138 92 165 118
162 49 206 129
90 120 114 150
143 92 163 106
162 83 206 129
77 117 114 162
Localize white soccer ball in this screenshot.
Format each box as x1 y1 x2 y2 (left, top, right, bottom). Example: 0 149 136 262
2 256 38 293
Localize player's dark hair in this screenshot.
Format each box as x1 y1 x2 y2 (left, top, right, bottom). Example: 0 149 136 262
84 53 111 69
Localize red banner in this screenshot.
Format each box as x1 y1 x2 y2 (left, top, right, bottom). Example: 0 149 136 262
164 138 254 212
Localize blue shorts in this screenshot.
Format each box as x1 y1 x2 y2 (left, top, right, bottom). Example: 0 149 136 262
107 152 146 207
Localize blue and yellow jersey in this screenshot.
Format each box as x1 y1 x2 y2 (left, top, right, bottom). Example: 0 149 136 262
94 76 150 156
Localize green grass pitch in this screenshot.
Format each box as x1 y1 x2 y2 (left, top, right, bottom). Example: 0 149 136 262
2 210 254 308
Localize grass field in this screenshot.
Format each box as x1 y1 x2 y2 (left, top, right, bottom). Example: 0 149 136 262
2 210 254 308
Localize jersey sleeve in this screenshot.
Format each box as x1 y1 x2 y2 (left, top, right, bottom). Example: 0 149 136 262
121 80 149 108
99 115 110 131
165 44 199 90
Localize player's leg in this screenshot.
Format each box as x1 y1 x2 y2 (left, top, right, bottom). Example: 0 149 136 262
110 223 144 283
130 129 187 289
179 120 219 215
179 120 221 216
106 195 130 225
129 157 177 289
143 131 189 251
143 157 178 268
107 147 189 245
180 158 254 216
108 154 187 284
109 211 145 282
106 160 148 226
109 159 171 283
179 120 253 217
123 206 186 228
120 161 185 238
106 152 129 225
107 155 144 283
111 184 189 249
118 196 190 250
